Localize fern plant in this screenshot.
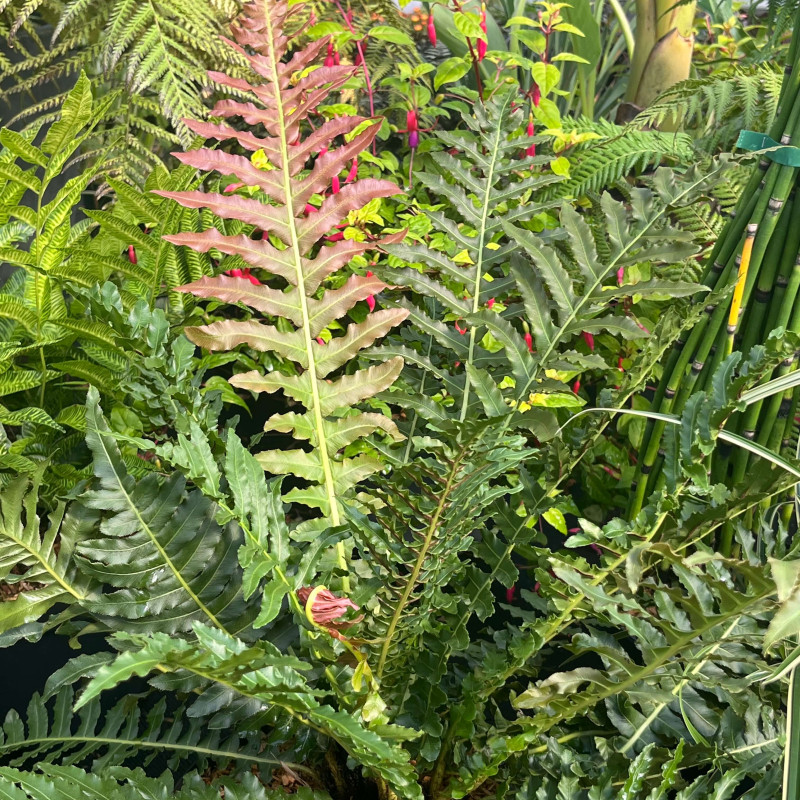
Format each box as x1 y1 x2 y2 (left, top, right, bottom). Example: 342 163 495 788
0 0 246 182
376 95 709 442
166 0 409 543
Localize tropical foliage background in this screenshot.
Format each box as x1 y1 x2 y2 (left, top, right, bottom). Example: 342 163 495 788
0 0 800 797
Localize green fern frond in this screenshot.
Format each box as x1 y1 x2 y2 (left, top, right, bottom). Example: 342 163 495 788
552 121 694 198
632 65 783 150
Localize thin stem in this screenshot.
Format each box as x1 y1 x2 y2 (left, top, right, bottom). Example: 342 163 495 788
607 0 635 60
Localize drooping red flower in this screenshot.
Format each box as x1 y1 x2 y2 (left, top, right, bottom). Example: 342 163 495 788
365 269 376 312
477 4 487 61
324 41 335 67
526 111 536 158
532 80 541 107
332 175 341 194
487 297 495 309
582 331 595 351
428 14 437 46
524 331 533 352
127 245 137 265
346 158 358 183
297 586 361 629
407 109 418 133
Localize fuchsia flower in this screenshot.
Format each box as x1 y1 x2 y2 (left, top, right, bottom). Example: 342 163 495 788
304 204 317 216
572 379 580 394
365 269 376 312
297 586 361 630
455 319 468 335
127 245 137 265
428 14 437 46
324 41 336 67
332 175 341 194
316 337 325 345
532 80 541 108
487 297 495 309
617 266 624 286
477 3 487 61
346 158 358 183
224 182 245 193
524 331 533 352
407 109 419 150
526 112 536 158
582 331 595 351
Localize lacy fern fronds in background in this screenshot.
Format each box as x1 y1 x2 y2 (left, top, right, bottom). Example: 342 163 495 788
550 118 694 199
633 65 783 151
166 0 408 537
0 0 244 181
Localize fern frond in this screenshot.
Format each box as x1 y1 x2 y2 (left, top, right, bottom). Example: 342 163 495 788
167 0 408 535
632 65 783 151
552 121 694 198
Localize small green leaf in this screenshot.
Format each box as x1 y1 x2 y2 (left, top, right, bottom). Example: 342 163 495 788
434 57 472 89
368 25 415 46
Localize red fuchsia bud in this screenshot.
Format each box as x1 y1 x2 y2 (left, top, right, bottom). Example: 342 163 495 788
346 158 358 183
572 379 580 394
324 41 335 67
354 48 364 66
589 543 603 556
326 232 345 242
487 297 495 309
319 146 328 157
525 112 536 157
228 268 243 278
316 337 325 346
223 182 245 193
428 14 437 46
618 356 624 372
332 175 340 194
407 109 418 132
533 581 541 594
524 331 533 352
582 331 595 351
506 585 516 603
455 319 468 335
333 49 340 65
127 245 137 265
477 3 487 60
304 204 317 215
242 268 260 285
409 130 419 149
454 361 461 367
365 269 376 311
617 266 624 286
297 586 361 629
532 81 541 107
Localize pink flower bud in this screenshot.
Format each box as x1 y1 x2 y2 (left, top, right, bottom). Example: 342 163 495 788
127 245 137 265
506 585 516 603
297 586 360 630
524 332 533 352
228 268 243 278
346 158 358 183
316 337 325 346
532 81 541 107
582 331 595 351
332 175 340 194
572 379 580 394
304 204 317 215
407 109 418 132
366 295 376 312
428 15 437 46
617 266 624 286
324 41 335 67
223 182 245 193
487 297 495 309
477 4 487 60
